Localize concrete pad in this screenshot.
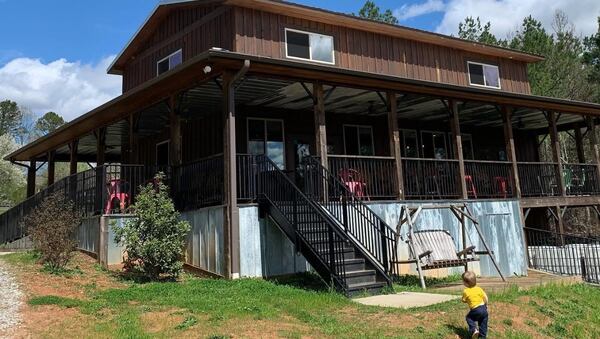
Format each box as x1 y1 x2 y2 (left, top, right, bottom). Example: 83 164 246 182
355 292 459 309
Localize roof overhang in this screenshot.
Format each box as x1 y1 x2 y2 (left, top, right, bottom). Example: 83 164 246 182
9 49 600 162
107 0 544 75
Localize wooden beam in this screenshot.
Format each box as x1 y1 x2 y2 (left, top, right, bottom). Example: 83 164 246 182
386 92 404 200
222 71 240 279
47 151 55 186
547 112 567 197
502 106 522 198
169 95 182 167
574 123 586 164
313 82 327 169
26 159 36 198
449 100 468 199
69 140 79 175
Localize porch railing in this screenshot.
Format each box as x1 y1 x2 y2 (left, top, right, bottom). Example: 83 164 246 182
464 160 514 199
402 158 461 199
327 155 397 200
562 163 600 196
517 162 561 197
237 154 258 201
172 155 224 211
524 227 600 283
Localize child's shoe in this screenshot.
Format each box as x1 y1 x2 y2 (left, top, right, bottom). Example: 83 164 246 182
471 329 480 339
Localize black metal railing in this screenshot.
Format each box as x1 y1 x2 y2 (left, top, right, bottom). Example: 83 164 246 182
327 155 397 200
302 156 398 277
563 164 600 196
464 160 514 199
402 158 461 199
237 154 258 201
518 162 561 197
255 155 350 293
524 227 600 284
172 155 224 211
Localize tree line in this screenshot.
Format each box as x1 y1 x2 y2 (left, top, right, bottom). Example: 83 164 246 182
0 100 66 207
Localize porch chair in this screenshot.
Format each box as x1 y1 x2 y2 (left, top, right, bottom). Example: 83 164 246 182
494 176 508 198
105 179 130 214
465 175 477 199
338 168 369 200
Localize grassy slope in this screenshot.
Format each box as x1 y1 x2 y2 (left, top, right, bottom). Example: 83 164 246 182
4 252 600 338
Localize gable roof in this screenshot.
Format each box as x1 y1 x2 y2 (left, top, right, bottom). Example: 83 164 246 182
107 0 544 75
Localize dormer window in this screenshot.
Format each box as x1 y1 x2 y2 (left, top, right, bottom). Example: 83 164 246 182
467 61 501 89
285 28 334 64
157 49 182 76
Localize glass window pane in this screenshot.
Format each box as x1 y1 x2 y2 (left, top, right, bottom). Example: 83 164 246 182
267 141 285 169
421 132 434 158
483 65 500 88
310 34 334 63
462 135 474 160
266 121 283 142
468 63 484 85
170 50 182 68
433 133 447 159
248 120 264 141
157 59 169 75
358 127 374 156
402 130 419 158
286 30 310 59
344 126 359 155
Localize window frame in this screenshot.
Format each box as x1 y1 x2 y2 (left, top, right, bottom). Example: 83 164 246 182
420 130 448 159
246 117 286 169
342 124 375 156
284 28 335 65
156 49 183 76
400 129 420 158
467 61 501 90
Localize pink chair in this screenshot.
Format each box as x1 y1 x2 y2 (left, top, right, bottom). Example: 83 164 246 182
494 176 508 198
465 175 477 199
105 179 130 214
339 168 369 200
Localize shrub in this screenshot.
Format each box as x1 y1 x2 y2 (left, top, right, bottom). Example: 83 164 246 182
24 192 81 271
113 173 190 280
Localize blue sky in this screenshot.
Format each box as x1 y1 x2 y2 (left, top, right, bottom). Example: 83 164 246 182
0 0 443 66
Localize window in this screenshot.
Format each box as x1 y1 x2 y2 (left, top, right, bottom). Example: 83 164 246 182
157 49 183 76
421 131 448 159
343 125 374 156
449 133 475 160
401 129 419 158
156 140 170 166
285 28 334 64
248 118 285 169
467 61 500 89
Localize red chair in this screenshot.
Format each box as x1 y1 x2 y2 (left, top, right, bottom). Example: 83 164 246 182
465 175 477 199
494 176 508 198
105 179 130 214
339 168 369 200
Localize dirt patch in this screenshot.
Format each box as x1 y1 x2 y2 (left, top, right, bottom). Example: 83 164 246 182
220 316 321 338
140 309 187 334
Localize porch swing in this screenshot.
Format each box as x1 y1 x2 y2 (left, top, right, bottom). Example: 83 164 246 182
393 204 506 289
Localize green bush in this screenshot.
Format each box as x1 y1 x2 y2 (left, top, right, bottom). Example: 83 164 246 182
113 173 190 280
24 192 81 271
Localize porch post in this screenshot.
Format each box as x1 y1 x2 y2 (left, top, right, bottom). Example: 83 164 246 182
26 159 36 198
129 114 139 164
502 106 522 198
574 123 586 164
169 95 182 167
96 127 106 166
69 140 79 175
386 92 404 200
548 111 567 196
313 82 328 169
222 71 240 279
586 116 600 184
449 100 468 199
47 151 55 186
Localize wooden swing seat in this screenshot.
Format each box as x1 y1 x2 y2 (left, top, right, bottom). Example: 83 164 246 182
410 229 479 270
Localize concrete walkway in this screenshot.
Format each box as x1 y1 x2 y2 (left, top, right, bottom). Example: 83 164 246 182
355 292 459 309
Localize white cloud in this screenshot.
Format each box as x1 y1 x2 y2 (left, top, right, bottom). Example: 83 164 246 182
434 0 600 38
394 0 446 22
0 56 121 121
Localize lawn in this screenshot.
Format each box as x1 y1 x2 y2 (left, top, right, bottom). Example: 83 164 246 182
3 251 600 338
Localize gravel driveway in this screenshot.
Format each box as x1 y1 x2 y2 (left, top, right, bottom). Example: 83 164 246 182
0 255 23 334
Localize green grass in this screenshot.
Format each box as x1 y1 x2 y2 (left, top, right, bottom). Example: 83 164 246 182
5 252 600 338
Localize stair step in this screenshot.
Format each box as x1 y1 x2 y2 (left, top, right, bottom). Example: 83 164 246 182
317 246 355 259
338 258 366 271
344 270 377 285
346 281 388 297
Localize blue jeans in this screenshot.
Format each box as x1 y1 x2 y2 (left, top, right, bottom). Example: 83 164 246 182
466 305 488 338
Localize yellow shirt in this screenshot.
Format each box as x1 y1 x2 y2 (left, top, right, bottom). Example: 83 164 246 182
462 286 488 309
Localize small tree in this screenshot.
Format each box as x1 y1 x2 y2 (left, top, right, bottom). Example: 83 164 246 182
24 192 81 271
113 173 190 280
